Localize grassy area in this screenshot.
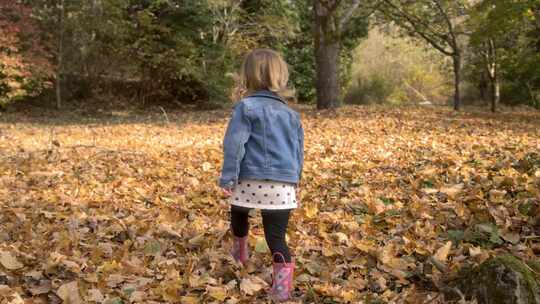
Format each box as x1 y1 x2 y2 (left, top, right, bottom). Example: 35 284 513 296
0 105 539 303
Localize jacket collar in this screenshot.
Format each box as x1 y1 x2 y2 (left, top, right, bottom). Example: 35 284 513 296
247 90 286 104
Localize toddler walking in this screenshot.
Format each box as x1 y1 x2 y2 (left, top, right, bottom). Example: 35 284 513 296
219 49 304 302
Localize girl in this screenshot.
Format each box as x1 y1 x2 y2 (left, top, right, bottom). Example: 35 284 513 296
219 49 304 302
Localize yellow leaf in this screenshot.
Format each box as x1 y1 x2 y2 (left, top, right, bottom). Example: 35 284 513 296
354 239 377 253
254 237 269 253
305 204 318 218
433 241 452 262
341 290 357 301
322 246 336 257
202 162 212 171
468 246 482 257
180 296 200 304
207 286 228 301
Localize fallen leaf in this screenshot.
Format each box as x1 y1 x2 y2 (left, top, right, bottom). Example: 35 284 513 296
500 230 520 244
440 184 464 198
202 162 212 171
86 289 104 302
0 251 23 270
240 277 265 295
333 232 349 245
254 237 269 253
207 285 228 301
188 233 205 246
57 281 82 304
180 296 200 304
28 280 51 295
433 241 452 262
469 246 482 257
305 204 318 218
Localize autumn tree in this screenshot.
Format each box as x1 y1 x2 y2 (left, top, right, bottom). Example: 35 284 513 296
467 0 509 112
379 0 469 110
467 0 540 111
313 0 374 109
27 0 80 109
0 0 52 104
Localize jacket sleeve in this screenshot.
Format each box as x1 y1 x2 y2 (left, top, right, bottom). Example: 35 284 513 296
297 118 304 182
219 102 251 188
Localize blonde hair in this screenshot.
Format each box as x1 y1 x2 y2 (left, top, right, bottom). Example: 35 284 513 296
232 49 295 101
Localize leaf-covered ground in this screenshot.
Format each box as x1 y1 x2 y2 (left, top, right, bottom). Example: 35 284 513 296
0 106 539 303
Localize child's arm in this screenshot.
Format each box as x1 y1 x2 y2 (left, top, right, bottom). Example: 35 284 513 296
219 102 251 189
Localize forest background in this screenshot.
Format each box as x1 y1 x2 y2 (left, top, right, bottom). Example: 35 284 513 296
0 0 539 112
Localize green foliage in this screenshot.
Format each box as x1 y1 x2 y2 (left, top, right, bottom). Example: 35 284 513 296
285 44 316 102
501 49 540 108
281 0 315 102
346 74 393 105
5 0 539 109
0 65 10 104
14 0 300 106
466 0 540 108
445 223 504 249
346 27 452 105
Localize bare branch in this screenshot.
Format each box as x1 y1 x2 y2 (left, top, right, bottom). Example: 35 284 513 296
338 0 361 30
381 0 454 56
339 0 384 31
433 0 457 46
384 0 448 41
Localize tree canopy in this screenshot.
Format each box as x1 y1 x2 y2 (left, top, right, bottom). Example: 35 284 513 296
0 0 538 110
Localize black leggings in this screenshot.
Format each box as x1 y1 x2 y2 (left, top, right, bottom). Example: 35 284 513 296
230 205 292 263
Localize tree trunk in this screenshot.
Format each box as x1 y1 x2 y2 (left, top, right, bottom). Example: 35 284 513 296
491 74 500 113
313 0 340 110
315 40 340 109
478 73 487 103
56 0 65 110
452 54 461 111
486 39 499 113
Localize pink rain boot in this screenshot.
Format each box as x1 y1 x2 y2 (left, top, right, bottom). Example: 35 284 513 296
270 252 295 302
231 236 249 265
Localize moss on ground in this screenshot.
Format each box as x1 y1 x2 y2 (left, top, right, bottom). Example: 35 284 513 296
448 255 540 304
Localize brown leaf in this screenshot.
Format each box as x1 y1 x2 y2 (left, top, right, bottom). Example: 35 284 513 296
0 251 23 270
240 277 266 295
57 281 82 304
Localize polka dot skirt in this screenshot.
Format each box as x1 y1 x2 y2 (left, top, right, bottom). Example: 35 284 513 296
230 179 298 210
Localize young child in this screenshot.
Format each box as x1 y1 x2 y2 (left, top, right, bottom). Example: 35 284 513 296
219 49 304 302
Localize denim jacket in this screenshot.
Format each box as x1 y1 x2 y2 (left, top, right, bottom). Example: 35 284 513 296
219 90 304 188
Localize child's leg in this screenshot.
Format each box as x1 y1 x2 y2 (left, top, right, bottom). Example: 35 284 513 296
261 209 292 263
230 205 251 237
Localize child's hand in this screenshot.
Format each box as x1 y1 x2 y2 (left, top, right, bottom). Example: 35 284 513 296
222 187 233 197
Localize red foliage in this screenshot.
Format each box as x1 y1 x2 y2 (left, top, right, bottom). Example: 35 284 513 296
0 1 53 87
